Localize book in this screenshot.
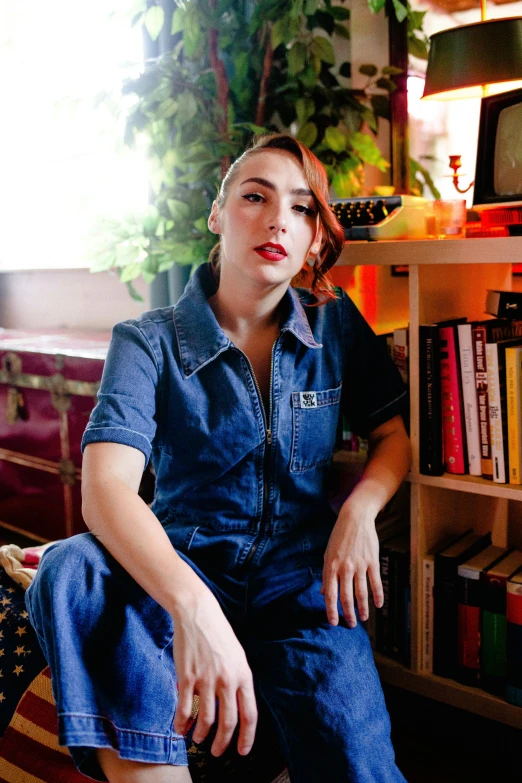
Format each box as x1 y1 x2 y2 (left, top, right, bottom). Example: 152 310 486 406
419 324 444 476
486 337 522 483
458 322 482 477
386 531 411 666
472 319 514 479
421 553 435 674
505 345 522 484
456 544 507 685
433 529 492 679
440 321 468 474
393 327 409 386
506 568 522 706
376 538 393 657
486 289 522 319
481 549 522 696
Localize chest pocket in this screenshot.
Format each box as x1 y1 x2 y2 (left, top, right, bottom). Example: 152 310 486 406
290 383 342 472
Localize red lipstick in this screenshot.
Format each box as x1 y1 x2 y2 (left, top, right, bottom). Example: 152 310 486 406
254 242 287 261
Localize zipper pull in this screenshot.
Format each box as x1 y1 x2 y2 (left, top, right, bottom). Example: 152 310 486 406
267 429 272 446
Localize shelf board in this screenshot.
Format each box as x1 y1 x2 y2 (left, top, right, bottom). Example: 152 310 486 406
410 472 522 500
374 653 522 729
336 236 522 267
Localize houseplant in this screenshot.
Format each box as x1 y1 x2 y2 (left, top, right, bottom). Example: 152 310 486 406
90 0 431 297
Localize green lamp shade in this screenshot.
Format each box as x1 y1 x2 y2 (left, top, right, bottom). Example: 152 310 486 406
422 17 522 100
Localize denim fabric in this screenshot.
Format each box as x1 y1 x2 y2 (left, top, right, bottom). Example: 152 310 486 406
26 263 409 782
26 525 407 782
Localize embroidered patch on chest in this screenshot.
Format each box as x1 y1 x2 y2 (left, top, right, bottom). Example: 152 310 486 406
299 391 318 408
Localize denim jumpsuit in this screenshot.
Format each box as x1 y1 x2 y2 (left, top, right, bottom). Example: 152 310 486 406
26 262 408 782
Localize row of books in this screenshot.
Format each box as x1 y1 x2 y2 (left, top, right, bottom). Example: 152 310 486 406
419 290 522 481
423 529 522 704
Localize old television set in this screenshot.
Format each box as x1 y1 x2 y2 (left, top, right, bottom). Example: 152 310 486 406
473 87 522 219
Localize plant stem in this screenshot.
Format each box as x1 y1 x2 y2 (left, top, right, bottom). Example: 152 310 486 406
209 0 230 177
255 23 273 127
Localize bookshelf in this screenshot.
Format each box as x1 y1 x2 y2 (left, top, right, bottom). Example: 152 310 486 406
334 236 522 729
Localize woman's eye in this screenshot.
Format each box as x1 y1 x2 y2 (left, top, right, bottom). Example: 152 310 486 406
294 204 316 217
242 193 264 203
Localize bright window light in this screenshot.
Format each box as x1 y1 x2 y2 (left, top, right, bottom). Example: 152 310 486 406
0 0 149 271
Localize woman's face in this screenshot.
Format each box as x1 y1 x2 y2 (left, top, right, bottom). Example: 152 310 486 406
208 149 323 291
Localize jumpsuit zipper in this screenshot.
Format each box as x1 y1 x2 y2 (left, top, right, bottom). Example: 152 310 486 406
236 339 277 569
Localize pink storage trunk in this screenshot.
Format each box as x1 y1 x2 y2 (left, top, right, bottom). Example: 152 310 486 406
0 329 110 541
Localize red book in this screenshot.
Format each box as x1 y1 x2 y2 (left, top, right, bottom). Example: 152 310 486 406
440 322 468 474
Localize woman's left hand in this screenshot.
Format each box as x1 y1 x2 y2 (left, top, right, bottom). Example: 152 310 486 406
321 504 383 628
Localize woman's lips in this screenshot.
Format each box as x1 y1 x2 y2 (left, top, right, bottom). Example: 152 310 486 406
254 244 287 261
254 248 287 261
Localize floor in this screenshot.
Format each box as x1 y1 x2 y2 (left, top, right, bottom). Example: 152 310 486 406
2 527 520 783
384 683 520 783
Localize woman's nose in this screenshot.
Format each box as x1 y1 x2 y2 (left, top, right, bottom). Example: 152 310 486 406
268 203 287 233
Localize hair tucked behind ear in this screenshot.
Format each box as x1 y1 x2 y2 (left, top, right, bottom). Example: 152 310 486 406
208 133 345 304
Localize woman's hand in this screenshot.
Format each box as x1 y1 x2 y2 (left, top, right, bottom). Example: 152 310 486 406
321 504 383 628
172 588 258 757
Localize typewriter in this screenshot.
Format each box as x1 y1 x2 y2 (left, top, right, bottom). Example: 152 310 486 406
330 195 430 240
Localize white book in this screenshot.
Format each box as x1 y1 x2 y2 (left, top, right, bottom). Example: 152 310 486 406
458 323 482 476
485 343 506 483
421 554 434 674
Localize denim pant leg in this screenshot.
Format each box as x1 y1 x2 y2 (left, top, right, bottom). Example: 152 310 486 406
25 533 188 781
244 574 408 783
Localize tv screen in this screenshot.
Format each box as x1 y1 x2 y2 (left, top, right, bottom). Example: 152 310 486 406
494 102 522 196
473 87 522 209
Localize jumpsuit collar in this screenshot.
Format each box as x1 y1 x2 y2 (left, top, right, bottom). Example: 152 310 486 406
173 263 322 379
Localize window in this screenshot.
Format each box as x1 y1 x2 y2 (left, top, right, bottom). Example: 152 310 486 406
0 0 148 271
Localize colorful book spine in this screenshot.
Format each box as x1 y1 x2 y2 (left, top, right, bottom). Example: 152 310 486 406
481 549 522 696
456 544 506 685
421 554 435 674
419 325 444 476
472 323 493 479
506 569 522 706
458 323 482 476
486 343 506 483
439 323 467 474
505 345 522 485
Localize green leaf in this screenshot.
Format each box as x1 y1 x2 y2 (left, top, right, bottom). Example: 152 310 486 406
366 0 386 13
392 0 408 23
157 98 178 119
359 64 378 77
376 76 397 92
333 23 350 40
288 42 307 75
299 63 317 88
194 217 208 233
297 121 318 148
311 36 335 66
171 6 186 34
233 51 249 83
120 262 143 282
296 97 315 127
330 6 350 20
176 91 198 125
350 131 390 171
271 18 286 50
324 126 346 153
408 36 429 61
304 0 321 14
370 93 389 120
381 65 403 76
126 280 145 301
144 5 165 41
167 199 191 220
339 61 351 79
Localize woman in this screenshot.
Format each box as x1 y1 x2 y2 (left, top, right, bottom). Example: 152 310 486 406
26 134 411 783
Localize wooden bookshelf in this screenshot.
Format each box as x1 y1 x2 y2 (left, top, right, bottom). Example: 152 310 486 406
333 235 522 727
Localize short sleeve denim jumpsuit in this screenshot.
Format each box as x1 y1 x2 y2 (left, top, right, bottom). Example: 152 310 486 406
26 262 408 783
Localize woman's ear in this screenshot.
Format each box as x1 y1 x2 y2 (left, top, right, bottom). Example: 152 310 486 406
309 226 323 256
208 201 221 235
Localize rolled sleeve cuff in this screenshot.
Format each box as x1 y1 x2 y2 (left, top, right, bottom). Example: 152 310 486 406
81 426 152 466
363 389 408 436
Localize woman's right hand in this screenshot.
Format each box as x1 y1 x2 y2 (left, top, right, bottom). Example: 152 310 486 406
172 588 258 757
